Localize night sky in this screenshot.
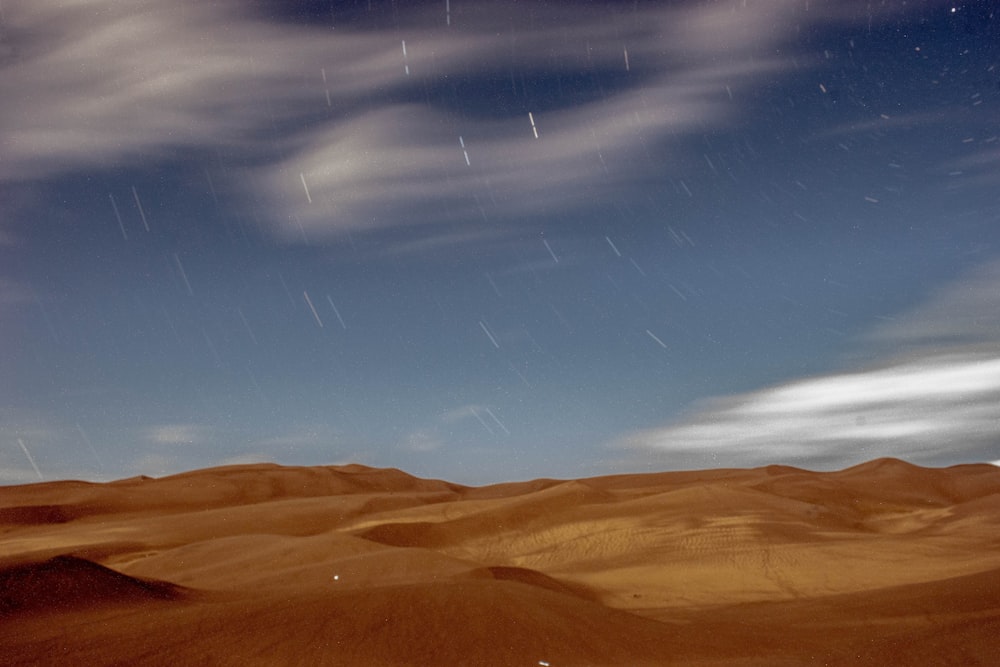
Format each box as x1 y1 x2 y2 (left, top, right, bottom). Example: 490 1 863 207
2 0 999 485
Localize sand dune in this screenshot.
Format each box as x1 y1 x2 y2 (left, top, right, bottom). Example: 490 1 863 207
2 458 999 665
0 555 184 615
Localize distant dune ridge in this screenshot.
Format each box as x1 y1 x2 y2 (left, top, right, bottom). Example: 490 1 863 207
1 458 999 665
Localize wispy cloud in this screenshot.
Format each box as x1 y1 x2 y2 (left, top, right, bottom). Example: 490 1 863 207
143 423 208 446
1 0 453 182
0 0 465 181
440 403 509 436
0 408 59 449
400 429 445 453
0 407 117 483
249 424 342 450
1 0 920 251
618 259 1000 469
400 402 509 454
867 260 1000 351
256 4 795 241
213 452 273 467
0 466 47 485
0 280 33 315
938 143 1000 190
617 352 1000 469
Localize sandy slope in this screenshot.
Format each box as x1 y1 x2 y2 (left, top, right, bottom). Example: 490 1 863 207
1 458 999 665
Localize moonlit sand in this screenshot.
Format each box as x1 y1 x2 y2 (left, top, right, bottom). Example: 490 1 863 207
2 458 999 665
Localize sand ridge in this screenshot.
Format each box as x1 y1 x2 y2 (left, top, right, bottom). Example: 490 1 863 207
1 458 999 665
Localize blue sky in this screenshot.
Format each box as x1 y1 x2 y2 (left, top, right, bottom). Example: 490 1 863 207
1 0 999 485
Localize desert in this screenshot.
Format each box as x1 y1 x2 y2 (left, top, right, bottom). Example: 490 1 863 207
2 457 999 666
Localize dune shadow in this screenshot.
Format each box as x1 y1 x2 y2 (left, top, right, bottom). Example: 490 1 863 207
0 555 188 616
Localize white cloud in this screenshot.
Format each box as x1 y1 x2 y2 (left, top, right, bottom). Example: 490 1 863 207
1 0 917 250
256 4 794 240
0 0 483 182
619 259 1000 469
617 352 1000 469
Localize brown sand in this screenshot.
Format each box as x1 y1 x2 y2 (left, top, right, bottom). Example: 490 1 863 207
1 458 999 665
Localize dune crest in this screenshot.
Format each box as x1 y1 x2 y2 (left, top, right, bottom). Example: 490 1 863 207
2 458 999 665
